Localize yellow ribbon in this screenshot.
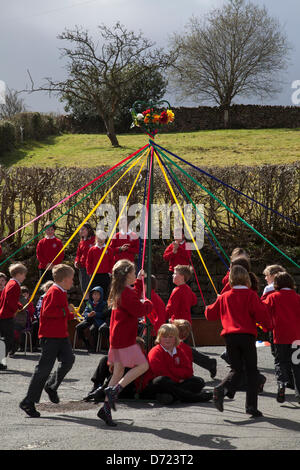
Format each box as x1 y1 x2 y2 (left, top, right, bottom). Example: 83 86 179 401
75 151 148 314
24 150 148 308
155 152 218 296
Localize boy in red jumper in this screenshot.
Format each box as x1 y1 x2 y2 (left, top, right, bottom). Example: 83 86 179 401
0 263 27 370
205 265 272 418
19 264 75 418
36 222 64 282
262 271 300 404
166 265 197 324
163 230 191 296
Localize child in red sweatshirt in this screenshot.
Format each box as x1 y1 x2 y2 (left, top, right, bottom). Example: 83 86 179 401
163 230 191 296
19 264 75 418
36 222 64 282
86 230 113 300
205 265 272 418
166 265 197 324
74 223 95 296
262 271 300 404
0 263 27 369
109 216 139 265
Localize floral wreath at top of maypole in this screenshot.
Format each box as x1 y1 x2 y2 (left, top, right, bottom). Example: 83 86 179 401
130 99 175 138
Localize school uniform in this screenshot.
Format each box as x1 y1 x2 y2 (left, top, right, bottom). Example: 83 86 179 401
163 241 191 295
263 289 300 396
36 236 64 281
86 244 113 299
0 279 23 358
166 283 197 324
205 286 272 411
24 284 75 403
137 342 206 403
109 230 139 264
75 236 95 293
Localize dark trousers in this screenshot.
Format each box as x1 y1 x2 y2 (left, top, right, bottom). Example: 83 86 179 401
274 343 300 397
25 337 75 403
89 273 110 300
76 319 98 349
78 267 91 295
191 346 215 372
0 318 14 357
218 333 259 410
141 376 205 403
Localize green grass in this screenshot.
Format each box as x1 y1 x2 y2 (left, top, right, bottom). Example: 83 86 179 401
1 128 300 167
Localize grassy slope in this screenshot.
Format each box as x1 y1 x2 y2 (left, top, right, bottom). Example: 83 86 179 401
1 128 300 167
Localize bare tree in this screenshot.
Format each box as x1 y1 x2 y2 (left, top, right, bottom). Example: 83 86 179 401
170 0 291 112
25 22 173 147
0 88 27 120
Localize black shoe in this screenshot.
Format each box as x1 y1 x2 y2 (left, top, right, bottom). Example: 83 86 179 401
44 386 60 404
213 386 224 412
198 391 213 402
104 386 117 411
83 386 105 403
246 408 263 418
209 359 217 379
0 363 7 371
19 399 40 418
226 390 236 399
258 375 267 395
97 407 117 427
277 385 285 403
156 393 174 405
220 351 230 365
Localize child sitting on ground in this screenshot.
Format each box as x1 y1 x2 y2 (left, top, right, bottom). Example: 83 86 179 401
75 285 108 353
166 265 197 324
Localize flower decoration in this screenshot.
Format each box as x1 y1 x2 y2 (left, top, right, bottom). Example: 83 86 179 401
130 100 175 137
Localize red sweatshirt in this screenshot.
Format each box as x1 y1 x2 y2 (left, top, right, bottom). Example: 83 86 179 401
36 237 64 269
38 284 74 338
163 241 191 272
109 231 139 264
109 281 152 349
86 245 114 276
0 279 23 319
145 342 194 387
262 289 300 344
75 236 95 268
205 287 272 337
166 284 197 323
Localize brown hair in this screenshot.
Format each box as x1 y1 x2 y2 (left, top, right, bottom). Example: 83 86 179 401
108 259 135 309
81 223 95 239
230 257 259 291
229 265 251 288
21 285 29 294
40 280 54 292
230 247 249 262
172 319 192 340
52 264 74 283
274 272 296 291
174 265 193 282
44 221 56 231
155 323 180 346
263 264 286 277
0 272 7 280
9 263 27 277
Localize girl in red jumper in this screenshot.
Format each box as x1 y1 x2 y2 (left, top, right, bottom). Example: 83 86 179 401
97 260 152 426
36 222 64 282
263 272 300 404
86 230 113 300
74 223 95 298
205 265 272 418
163 230 192 296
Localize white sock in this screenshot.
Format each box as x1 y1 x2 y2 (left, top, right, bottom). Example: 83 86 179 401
1 357 7 366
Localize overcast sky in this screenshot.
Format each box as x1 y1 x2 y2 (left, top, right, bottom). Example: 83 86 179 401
1 0 299 113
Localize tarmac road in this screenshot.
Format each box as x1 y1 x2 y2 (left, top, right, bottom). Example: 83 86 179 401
1 345 300 451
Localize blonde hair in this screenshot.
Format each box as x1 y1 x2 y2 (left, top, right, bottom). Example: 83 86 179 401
229 265 251 288
155 323 180 346
108 259 135 309
263 264 286 277
0 272 7 280
172 319 192 340
9 263 27 277
174 265 193 282
40 280 54 292
52 264 74 283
